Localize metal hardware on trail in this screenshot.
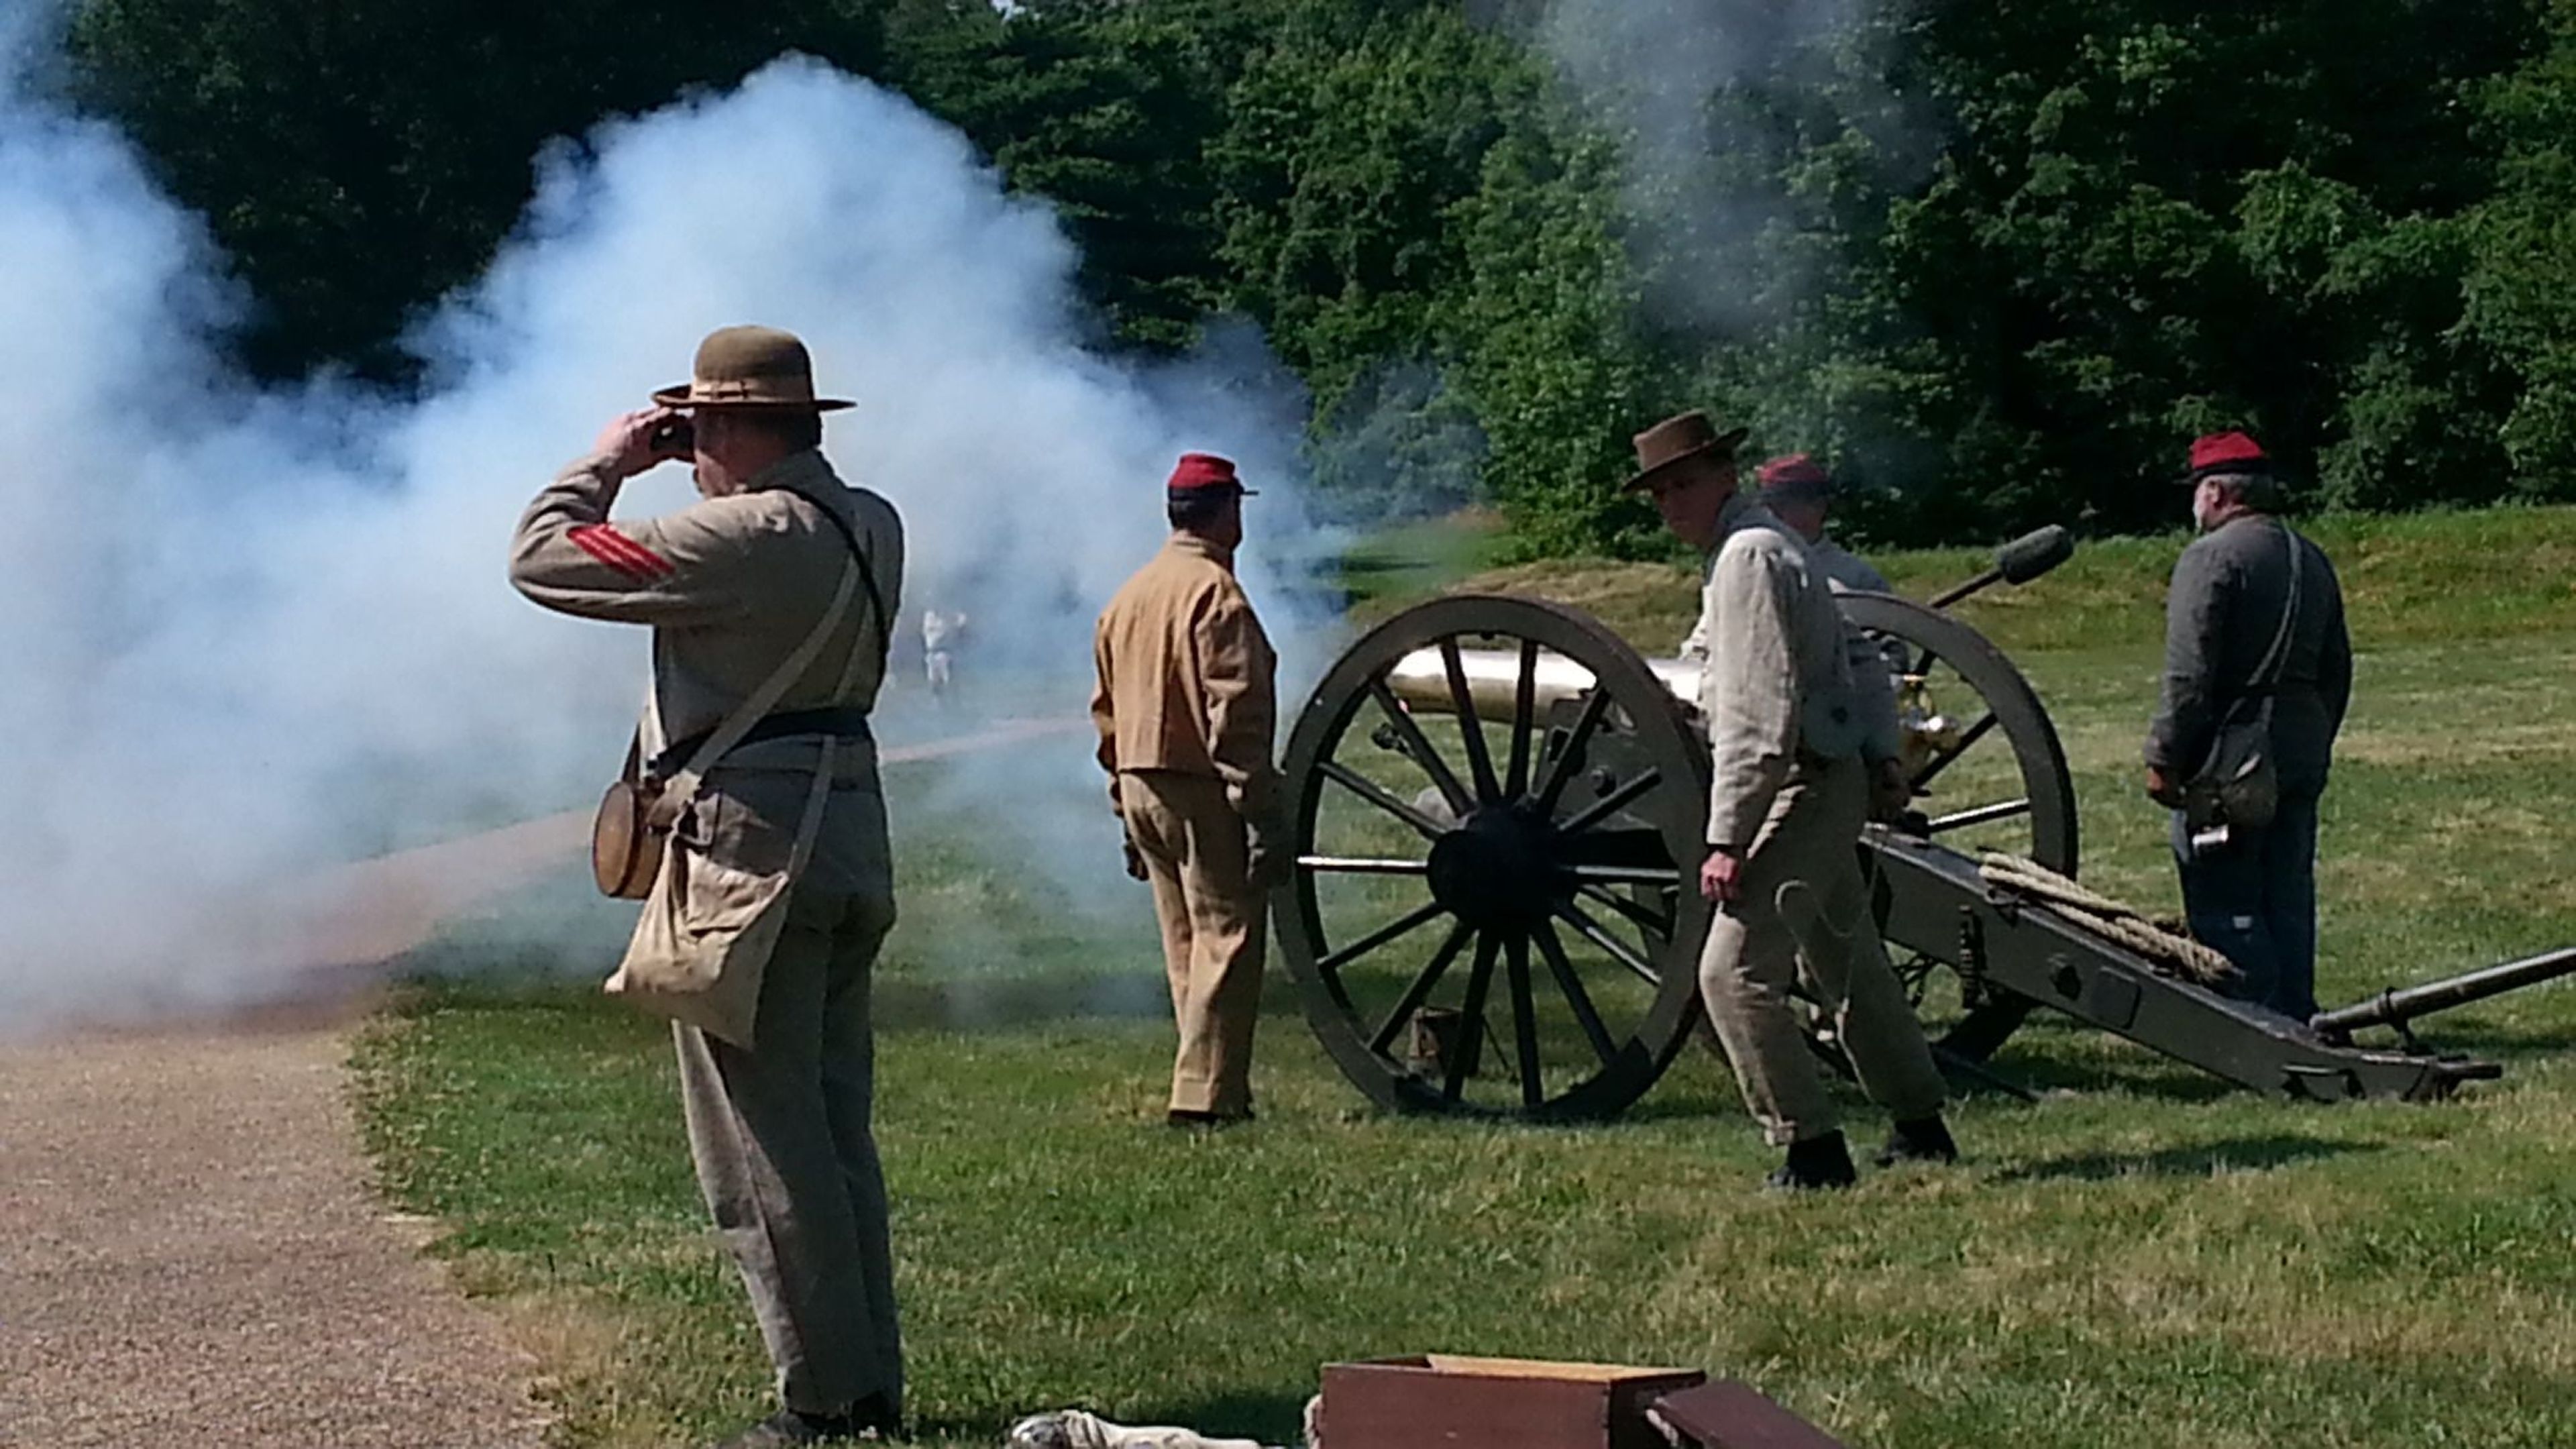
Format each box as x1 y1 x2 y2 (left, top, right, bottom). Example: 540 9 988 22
1275 530 2559 1118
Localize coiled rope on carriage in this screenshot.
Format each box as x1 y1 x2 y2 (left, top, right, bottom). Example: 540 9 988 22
1975 853 2239 987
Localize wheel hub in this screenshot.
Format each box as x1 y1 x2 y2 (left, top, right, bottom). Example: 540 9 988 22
1427 807 1559 931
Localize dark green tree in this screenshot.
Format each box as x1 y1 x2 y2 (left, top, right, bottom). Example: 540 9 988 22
64 1 884 380
2466 0 2576 498
885 0 1255 350
1453 100 1661 555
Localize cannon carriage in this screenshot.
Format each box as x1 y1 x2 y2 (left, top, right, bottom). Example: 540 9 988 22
1273 531 2571 1120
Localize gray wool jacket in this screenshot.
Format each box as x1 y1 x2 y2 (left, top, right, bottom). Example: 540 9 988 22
2144 513 2353 795
1688 494 1893 848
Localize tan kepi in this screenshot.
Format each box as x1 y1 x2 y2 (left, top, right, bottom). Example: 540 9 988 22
654 324 857 411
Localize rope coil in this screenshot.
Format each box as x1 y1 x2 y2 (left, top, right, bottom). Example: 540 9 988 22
1976 853 2239 987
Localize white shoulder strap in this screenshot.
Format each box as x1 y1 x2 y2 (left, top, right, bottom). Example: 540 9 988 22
649 562 859 818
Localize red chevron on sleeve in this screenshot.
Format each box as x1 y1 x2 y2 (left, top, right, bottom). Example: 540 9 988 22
568 524 676 582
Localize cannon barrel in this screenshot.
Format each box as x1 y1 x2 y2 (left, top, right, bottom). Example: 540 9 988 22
1385 645 1700 716
2309 946 2576 1042
1927 525 2074 610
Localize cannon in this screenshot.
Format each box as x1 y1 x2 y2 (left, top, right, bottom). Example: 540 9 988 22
1275 529 2576 1120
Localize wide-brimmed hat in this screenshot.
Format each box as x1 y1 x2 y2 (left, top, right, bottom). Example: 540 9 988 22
2178 430 2272 484
1756 453 1834 500
1168 452 1258 498
652 325 853 411
1625 410 1750 492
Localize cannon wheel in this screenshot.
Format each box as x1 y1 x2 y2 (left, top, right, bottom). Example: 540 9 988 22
1839 590 2077 1063
1275 595 1712 1120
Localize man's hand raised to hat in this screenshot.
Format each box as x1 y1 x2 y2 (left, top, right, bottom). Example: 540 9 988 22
593 407 690 482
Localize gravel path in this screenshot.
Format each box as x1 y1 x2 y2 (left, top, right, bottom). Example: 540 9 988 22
0 1024 549 1448
0 722 1081 1446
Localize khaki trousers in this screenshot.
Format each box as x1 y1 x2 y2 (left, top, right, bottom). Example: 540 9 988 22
677 875 902 1417
1697 755 1947 1146
1120 769 1266 1116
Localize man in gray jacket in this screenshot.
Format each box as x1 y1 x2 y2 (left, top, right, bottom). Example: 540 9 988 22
1755 453 1890 594
2145 431 2352 1023
1631 411 1953 1190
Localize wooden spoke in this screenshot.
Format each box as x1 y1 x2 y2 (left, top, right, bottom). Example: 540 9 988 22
1529 686 1613 816
1439 638 1503 805
1298 855 1432 876
1554 900 1662 986
1367 920 1477 1055
1575 881 1672 940
1911 710 1998 791
1367 680 1474 816
1554 766 1666 838
1926 798 2032 834
1318 760 1451 840
1503 637 1540 800
1566 864 1688 888
1444 932 1501 1103
1278 593 1721 1120
1533 920 1621 1067
1505 933 1544 1108
1317 900 1450 975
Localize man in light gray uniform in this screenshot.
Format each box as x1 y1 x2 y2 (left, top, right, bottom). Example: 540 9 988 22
512 327 906 1448
2145 431 2351 1023
1631 411 1953 1190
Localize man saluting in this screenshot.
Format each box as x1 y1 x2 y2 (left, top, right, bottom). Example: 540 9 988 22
509 327 906 1448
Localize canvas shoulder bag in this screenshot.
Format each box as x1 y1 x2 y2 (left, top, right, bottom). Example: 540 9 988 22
590 487 889 899
2182 523 2302 835
610 555 882 1049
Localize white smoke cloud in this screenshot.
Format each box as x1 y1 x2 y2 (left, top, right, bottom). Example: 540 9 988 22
0 48 1327 1031
1534 0 1911 336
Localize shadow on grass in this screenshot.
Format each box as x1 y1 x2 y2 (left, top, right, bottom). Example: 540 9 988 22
1994 1133 2382 1183
1126 1389 1315 1444
2357 1018 2576 1061
1979 1053 2242 1105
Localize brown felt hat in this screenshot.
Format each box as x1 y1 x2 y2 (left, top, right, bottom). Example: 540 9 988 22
1625 410 1749 492
652 325 853 411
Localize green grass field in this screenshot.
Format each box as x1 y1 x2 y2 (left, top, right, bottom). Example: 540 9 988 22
356 507 2576 1448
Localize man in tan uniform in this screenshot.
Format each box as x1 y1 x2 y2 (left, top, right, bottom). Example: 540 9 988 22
509 327 906 1447
1091 452 1283 1127
1629 411 1953 1191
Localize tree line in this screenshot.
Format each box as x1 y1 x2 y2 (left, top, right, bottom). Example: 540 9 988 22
57 0 2576 553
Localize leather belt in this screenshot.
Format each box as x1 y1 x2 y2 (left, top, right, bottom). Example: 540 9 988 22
651 706 873 780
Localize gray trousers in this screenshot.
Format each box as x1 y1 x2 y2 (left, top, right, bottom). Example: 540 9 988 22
2171 788 2323 1022
677 877 902 1417
1697 755 1948 1146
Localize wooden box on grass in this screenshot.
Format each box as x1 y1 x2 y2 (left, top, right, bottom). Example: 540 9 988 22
1318 1353 1707 1449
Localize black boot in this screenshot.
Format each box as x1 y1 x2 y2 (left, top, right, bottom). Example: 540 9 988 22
1766 1131 1858 1191
1874 1114 1960 1168
705 1403 892 1448
1167 1106 1254 1130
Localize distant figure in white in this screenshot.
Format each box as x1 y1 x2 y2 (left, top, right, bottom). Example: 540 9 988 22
920 607 965 698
